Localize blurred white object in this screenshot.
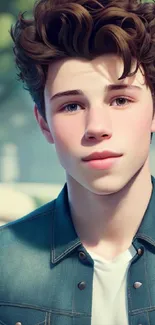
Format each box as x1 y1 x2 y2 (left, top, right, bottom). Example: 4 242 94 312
1 143 20 182
0 183 63 226
0 186 36 226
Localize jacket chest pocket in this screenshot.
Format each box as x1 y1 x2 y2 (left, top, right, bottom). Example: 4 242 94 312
0 305 47 325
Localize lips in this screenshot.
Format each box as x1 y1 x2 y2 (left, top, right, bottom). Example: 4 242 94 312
82 151 123 161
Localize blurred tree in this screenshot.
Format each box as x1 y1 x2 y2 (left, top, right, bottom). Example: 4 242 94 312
0 0 35 106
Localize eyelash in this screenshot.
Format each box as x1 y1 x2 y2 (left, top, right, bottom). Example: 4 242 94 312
60 97 133 113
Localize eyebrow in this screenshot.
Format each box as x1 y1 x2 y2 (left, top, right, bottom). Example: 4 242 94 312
50 89 83 101
50 85 142 101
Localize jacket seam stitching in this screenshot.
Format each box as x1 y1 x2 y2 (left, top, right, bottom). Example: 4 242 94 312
129 306 155 314
0 303 90 316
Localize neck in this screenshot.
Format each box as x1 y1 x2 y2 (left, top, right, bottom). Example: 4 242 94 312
66 162 153 255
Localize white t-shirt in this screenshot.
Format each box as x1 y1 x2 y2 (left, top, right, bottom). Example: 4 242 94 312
88 245 136 325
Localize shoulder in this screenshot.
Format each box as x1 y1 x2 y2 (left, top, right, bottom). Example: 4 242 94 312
0 184 67 244
0 198 56 239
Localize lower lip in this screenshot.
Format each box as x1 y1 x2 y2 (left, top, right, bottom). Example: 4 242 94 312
83 156 121 170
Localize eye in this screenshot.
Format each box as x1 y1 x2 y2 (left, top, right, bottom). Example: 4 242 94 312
111 97 132 106
62 103 82 112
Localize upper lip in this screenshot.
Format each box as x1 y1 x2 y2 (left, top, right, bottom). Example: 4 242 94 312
82 151 123 161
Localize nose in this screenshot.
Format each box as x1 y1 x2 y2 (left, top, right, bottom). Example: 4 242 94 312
84 106 112 141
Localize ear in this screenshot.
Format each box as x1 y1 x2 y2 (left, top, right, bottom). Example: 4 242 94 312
34 105 54 144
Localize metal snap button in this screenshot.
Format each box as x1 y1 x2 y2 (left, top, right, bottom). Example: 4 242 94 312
15 323 22 325
79 251 87 260
137 248 144 256
133 281 142 289
78 281 86 290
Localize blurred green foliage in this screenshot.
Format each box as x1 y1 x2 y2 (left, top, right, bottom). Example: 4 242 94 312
0 0 35 105
0 13 15 48
0 0 34 50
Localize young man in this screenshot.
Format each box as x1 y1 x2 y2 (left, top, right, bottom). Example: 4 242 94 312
1 0 155 324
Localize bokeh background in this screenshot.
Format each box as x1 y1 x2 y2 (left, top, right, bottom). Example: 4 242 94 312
0 0 155 225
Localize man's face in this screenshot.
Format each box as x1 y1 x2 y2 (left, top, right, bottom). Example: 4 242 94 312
42 55 155 194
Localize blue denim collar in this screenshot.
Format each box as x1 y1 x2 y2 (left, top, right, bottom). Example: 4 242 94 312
134 175 155 246
51 176 155 264
51 184 81 264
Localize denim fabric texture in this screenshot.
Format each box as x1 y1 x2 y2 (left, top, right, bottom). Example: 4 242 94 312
0 176 155 325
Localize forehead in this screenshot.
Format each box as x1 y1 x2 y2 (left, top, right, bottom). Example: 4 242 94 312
45 54 146 94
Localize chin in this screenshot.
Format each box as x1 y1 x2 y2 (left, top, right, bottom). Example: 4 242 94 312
83 174 132 196
84 166 146 196
88 186 124 196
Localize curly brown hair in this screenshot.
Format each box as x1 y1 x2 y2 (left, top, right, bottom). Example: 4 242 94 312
11 0 155 119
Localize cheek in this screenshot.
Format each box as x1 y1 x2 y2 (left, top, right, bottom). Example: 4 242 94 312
50 116 81 153
51 115 83 143
133 112 153 138
117 107 152 138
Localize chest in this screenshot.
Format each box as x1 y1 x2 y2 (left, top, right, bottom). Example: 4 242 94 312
0 248 93 325
1 245 155 325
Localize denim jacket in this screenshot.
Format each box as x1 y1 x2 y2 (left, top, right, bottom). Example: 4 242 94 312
0 176 155 325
